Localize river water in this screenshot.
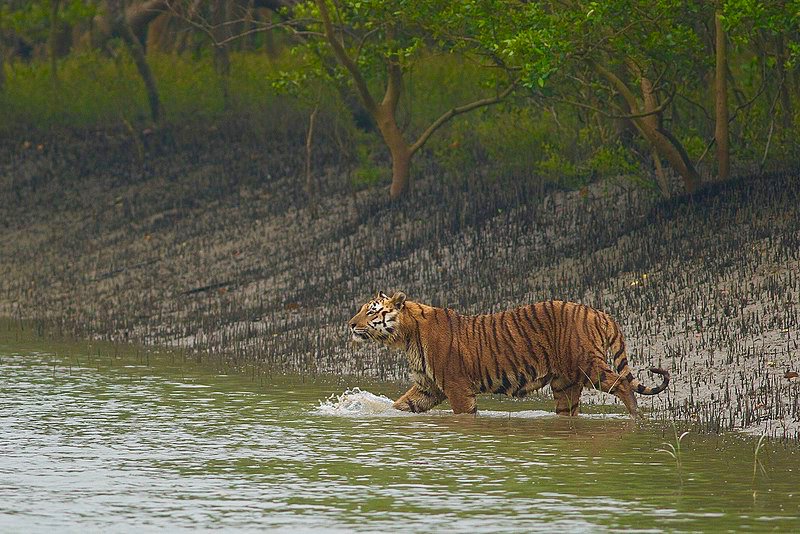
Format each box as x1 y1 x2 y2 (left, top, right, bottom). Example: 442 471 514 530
1 325 799 532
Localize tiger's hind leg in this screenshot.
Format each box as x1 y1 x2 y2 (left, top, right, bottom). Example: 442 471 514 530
445 388 478 415
551 380 583 416
586 360 639 418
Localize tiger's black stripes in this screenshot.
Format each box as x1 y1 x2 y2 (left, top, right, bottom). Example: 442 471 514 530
408 315 428 377
416 332 427 378
473 315 488 390
498 311 522 372
486 314 503 382
521 309 552 375
509 310 537 381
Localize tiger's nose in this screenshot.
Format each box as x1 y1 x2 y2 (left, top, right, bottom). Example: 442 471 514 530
349 321 356 329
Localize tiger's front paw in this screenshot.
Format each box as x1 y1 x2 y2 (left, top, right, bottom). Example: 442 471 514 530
393 399 416 412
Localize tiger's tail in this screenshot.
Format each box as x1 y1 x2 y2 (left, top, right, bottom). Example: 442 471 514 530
633 367 670 395
610 337 670 395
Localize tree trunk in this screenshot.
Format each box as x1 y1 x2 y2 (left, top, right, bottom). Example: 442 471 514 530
715 5 730 181
146 13 174 52
123 26 162 123
212 0 232 108
643 125 701 193
104 0 163 123
49 0 61 86
314 0 514 200
374 106 413 199
305 102 320 215
776 36 793 130
259 9 279 58
651 148 670 198
593 61 701 194
389 146 412 199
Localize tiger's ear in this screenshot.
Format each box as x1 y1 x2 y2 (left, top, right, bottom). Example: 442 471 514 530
378 291 389 300
390 292 406 309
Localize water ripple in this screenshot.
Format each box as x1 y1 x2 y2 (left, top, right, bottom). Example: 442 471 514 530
1 350 798 532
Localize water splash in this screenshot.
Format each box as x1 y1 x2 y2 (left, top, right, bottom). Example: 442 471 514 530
316 388 404 417
316 388 627 419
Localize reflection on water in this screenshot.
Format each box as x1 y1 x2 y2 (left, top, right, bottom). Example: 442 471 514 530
1 332 799 532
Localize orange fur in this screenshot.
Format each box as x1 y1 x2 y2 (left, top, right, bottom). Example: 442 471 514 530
349 292 669 417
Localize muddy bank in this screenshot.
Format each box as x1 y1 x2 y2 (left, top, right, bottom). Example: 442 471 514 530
1 127 798 438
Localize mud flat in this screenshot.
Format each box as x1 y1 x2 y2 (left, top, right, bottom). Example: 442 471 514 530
1 128 798 438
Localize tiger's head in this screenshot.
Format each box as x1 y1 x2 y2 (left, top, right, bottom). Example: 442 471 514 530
348 291 407 344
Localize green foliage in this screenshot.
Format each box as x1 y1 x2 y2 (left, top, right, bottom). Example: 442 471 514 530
536 143 583 187
430 1 568 89
350 142 386 189
398 54 496 134
0 51 298 129
1 0 798 194
681 135 708 163
1 0 96 40
1 51 146 126
586 143 639 177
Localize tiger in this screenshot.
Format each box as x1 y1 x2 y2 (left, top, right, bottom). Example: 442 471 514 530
348 291 669 417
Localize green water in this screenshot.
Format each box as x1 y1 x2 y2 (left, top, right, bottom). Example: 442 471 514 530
1 327 799 532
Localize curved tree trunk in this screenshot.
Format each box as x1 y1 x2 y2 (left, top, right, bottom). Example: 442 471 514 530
94 0 168 48
640 73 701 194
109 0 162 124
123 24 162 123
375 105 413 198
593 60 701 194
646 126 701 193
315 0 514 200
715 5 730 181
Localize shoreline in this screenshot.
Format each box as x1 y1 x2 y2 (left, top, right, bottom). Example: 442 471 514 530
2 131 799 438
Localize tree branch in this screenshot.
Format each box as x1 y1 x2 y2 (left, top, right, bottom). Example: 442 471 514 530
164 1 304 47
410 80 517 154
381 56 403 113
550 90 674 120
315 0 377 114
589 59 641 113
126 0 169 31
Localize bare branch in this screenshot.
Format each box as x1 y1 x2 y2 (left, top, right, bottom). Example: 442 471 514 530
676 93 712 122
550 89 675 120
163 1 299 47
410 79 518 154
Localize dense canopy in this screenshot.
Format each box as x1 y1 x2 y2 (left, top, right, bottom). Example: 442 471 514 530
1 0 798 197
